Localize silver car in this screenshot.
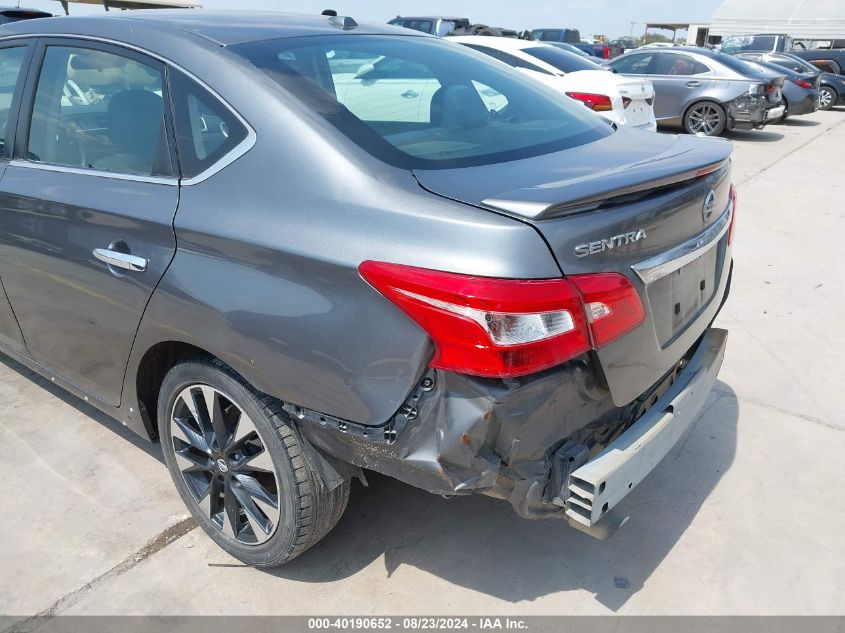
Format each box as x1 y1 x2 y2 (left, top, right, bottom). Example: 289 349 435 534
608 47 786 136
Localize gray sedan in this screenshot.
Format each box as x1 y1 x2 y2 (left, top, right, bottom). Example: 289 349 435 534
0 12 734 566
608 47 785 136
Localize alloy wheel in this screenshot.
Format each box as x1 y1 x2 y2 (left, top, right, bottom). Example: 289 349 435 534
169 384 281 545
687 103 724 136
819 87 834 110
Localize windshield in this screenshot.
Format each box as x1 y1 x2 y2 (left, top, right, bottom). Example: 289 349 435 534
524 46 604 73
231 35 612 170
387 19 434 35
722 35 777 54
0 11 50 24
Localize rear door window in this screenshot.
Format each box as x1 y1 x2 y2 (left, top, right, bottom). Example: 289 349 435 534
26 44 172 177
609 53 654 74
652 53 711 76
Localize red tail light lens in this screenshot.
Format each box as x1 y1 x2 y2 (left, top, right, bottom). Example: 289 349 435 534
566 92 613 112
622 96 632 108
569 273 645 347
792 78 813 89
359 262 644 379
602 46 610 59
728 184 737 245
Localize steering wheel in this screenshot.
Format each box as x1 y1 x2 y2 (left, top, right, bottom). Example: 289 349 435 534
63 79 91 106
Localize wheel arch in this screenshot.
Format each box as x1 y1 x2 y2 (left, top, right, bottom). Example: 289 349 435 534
133 340 215 440
682 98 726 121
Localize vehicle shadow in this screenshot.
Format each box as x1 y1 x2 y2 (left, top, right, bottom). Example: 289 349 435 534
782 118 821 126
266 382 739 611
724 129 785 142
0 353 165 464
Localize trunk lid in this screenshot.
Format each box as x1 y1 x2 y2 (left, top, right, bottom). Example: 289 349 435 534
413 128 734 406
559 71 656 128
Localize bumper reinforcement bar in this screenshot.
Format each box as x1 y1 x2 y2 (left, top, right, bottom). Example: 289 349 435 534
565 328 728 539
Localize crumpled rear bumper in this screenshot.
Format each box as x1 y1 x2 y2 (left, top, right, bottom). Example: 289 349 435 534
564 328 727 535
726 94 780 129
299 324 728 537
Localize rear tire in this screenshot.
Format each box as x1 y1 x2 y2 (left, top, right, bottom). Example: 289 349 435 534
158 357 349 567
819 86 837 111
683 101 727 137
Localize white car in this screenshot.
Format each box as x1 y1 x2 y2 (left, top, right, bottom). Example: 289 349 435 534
448 36 657 131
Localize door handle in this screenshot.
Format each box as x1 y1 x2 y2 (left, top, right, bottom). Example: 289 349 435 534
401 90 419 98
685 81 702 88
93 248 148 273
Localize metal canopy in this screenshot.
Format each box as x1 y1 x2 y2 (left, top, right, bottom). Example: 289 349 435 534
643 22 692 43
644 22 692 31
709 0 845 38
57 0 201 13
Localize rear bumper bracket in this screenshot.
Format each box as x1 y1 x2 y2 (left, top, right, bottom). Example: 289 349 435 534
564 328 728 533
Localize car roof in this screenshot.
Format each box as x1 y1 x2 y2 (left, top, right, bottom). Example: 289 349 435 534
632 46 738 61
0 10 419 46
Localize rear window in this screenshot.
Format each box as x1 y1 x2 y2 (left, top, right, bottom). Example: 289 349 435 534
231 35 612 170
713 52 766 75
532 29 580 44
524 46 604 73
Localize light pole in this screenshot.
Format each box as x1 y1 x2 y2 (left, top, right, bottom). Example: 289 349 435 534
629 21 636 38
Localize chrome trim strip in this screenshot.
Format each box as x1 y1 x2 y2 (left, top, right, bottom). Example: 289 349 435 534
10 160 178 185
0 32 257 186
632 202 732 284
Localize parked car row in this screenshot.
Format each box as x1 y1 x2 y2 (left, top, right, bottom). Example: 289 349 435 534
385 16 623 60
606 47 788 135
384 17 844 138
449 36 657 131
733 50 845 111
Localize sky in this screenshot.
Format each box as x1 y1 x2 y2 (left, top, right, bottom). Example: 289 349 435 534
16 0 726 40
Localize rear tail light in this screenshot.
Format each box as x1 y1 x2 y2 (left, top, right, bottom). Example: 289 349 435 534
728 184 738 245
359 261 644 379
792 78 814 89
566 92 613 112
622 96 632 108
602 46 610 59
568 274 645 347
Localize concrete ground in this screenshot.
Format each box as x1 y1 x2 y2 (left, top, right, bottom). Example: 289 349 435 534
2 109 844 619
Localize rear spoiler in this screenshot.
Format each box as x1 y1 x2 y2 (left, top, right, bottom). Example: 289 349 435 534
482 154 731 220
